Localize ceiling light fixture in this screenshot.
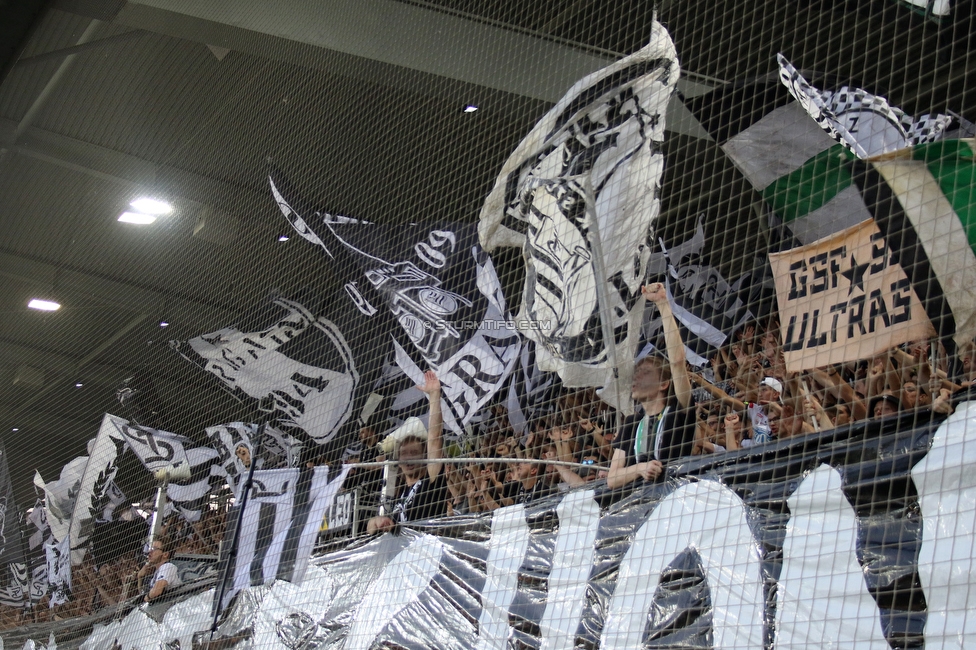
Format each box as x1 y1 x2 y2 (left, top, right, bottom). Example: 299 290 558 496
75 383 84 388
118 212 157 225
463 105 479 113
278 235 289 242
159 321 169 327
28 299 61 311
130 197 174 215
11 428 18 432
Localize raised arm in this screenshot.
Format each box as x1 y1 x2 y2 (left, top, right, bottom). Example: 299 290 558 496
811 368 867 420
554 462 586 487
642 283 692 408
418 370 444 480
689 373 746 411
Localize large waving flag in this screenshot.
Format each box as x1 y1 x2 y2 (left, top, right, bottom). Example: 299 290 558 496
172 296 362 447
853 140 976 354
269 173 521 433
686 67 974 367
688 59 961 248
768 140 976 368
65 415 128 565
477 21 679 414
102 415 222 521
777 55 952 160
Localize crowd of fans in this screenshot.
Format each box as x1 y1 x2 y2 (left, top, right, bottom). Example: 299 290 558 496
0 506 228 628
342 283 972 530
3 282 973 627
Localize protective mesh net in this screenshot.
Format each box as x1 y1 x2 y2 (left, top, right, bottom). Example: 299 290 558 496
0 0 974 647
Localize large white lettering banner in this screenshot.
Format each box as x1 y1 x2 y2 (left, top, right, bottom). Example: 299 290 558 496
16 399 974 649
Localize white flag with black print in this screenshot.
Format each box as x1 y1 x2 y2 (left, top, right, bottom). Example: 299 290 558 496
106 415 195 474
65 414 127 565
27 500 50 554
216 464 350 613
22 503 50 606
777 54 952 160
207 422 303 498
269 172 522 434
34 457 87 546
44 535 71 607
99 413 220 522
478 21 679 415
172 296 360 446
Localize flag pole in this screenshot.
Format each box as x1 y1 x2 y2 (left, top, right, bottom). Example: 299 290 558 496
147 477 169 546
208 403 270 644
581 179 630 435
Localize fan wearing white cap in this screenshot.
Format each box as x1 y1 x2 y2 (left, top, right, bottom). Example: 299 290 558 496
758 377 783 403
367 370 446 534
747 376 782 444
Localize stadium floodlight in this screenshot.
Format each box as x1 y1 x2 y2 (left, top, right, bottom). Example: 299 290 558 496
130 197 173 215
28 299 61 311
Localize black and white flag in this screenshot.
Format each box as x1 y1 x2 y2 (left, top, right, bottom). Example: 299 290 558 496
216 465 350 612
34 456 87 547
107 415 196 475
96 414 219 522
172 297 360 446
0 438 29 608
0 439 25 569
478 21 679 415
22 504 51 605
777 54 952 160
505 341 557 436
640 217 759 366
44 535 71 607
62 414 214 525
65 414 127 565
26 500 50 554
270 175 522 433
207 423 302 498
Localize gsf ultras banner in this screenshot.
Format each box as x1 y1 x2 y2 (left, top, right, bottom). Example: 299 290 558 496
69 399 976 649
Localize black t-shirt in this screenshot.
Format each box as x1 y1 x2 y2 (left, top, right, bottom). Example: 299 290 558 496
391 472 448 523
516 479 556 505
613 398 696 466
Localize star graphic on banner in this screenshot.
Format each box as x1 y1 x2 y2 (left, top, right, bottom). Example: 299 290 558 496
841 255 870 294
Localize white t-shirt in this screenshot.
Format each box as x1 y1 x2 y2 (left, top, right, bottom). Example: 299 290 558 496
151 562 181 592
